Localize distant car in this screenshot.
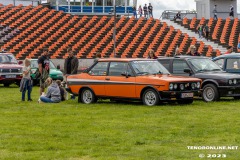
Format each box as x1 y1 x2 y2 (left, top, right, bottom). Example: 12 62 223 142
30 59 63 85
213 53 240 74
0 52 23 87
66 58 201 106
158 56 240 102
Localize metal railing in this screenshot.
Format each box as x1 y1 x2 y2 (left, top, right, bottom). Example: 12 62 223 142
160 10 197 20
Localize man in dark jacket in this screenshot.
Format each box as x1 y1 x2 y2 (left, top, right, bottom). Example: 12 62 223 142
64 48 79 76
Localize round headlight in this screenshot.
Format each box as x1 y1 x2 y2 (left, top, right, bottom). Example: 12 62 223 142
180 84 184 90
174 84 178 89
197 82 201 88
229 80 233 85
191 83 196 89
169 83 173 90
233 79 237 84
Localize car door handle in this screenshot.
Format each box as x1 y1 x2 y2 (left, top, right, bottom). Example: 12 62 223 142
105 78 110 80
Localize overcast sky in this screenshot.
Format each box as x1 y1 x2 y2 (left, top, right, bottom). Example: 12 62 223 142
134 0 240 19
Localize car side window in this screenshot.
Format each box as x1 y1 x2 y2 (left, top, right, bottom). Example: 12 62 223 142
31 61 38 68
109 62 133 76
226 58 240 69
88 62 108 76
215 59 224 69
173 60 190 74
158 59 170 71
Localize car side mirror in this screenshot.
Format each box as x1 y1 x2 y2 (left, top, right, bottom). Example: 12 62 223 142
57 64 60 70
121 72 131 78
184 68 192 74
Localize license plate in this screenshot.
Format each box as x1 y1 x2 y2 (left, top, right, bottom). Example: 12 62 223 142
5 75 16 78
181 92 193 98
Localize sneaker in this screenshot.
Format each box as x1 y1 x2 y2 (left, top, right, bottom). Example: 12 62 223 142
28 99 33 101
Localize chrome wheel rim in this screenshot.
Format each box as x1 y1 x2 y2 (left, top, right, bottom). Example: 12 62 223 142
144 91 157 106
82 90 93 104
203 87 215 102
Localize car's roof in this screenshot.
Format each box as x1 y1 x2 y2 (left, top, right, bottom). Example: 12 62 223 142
158 56 210 60
213 53 240 59
0 52 13 55
98 58 156 62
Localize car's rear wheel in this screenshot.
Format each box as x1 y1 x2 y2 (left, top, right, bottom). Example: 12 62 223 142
142 89 160 106
177 99 193 104
80 88 97 104
202 84 219 102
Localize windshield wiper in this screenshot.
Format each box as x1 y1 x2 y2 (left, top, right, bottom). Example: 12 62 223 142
137 72 149 75
211 69 221 71
153 70 162 75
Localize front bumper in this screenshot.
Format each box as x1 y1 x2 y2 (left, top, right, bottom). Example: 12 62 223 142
159 90 200 100
218 86 240 97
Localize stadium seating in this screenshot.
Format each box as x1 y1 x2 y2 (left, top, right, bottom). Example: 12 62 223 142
176 17 240 53
1 4 239 59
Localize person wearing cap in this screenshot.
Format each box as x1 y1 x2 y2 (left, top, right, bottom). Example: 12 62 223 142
64 48 79 77
38 48 50 95
186 45 201 56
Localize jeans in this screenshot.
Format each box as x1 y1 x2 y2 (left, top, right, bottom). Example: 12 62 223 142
199 31 202 38
22 79 32 101
40 96 53 103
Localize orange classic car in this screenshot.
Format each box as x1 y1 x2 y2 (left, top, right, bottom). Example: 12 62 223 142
66 59 201 106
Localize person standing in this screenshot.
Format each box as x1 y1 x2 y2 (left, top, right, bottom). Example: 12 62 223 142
197 24 203 39
229 5 234 18
186 45 201 56
213 5 218 20
225 46 233 54
38 48 50 96
132 6 137 18
204 24 210 41
138 5 142 18
20 58 32 101
64 48 79 77
148 3 153 18
143 4 148 19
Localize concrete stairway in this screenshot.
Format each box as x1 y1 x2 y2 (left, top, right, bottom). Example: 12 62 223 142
162 19 227 54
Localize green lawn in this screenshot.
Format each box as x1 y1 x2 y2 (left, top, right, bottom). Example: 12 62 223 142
0 85 239 159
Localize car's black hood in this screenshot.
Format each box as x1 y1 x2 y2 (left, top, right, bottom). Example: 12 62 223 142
195 71 240 79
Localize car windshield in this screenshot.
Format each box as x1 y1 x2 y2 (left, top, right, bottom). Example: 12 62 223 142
131 60 170 75
0 54 18 64
188 58 222 72
31 60 55 69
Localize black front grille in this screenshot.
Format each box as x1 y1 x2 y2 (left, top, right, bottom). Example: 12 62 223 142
2 69 9 73
1 68 20 73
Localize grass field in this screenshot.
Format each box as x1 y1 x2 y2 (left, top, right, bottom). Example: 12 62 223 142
0 85 240 160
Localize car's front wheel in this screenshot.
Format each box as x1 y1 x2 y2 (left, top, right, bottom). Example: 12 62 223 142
80 88 97 104
202 84 219 102
142 89 160 106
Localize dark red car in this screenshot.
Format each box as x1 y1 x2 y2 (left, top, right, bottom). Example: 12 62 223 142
0 53 23 87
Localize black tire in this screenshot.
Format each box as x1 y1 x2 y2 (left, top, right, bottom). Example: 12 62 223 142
80 88 97 104
3 83 10 87
202 84 219 102
142 89 160 106
177 99 193 105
